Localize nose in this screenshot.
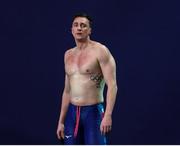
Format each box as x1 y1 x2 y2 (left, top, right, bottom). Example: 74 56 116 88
77 25 82 31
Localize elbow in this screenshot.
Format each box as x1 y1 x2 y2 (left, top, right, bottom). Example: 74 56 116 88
112 82 118 90
108 82 118 92
114 84 118 93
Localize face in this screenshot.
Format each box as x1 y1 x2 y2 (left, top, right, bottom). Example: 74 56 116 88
71 17 91 41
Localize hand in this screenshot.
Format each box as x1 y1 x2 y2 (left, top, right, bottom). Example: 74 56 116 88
100 114 112 135
57 123 65 139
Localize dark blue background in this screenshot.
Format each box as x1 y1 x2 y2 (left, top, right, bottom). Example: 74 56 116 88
0 0 180 144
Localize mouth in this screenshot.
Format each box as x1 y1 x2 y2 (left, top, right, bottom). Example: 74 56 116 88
76 33 82 35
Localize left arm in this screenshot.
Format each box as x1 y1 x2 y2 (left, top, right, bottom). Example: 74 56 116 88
98 46 118 135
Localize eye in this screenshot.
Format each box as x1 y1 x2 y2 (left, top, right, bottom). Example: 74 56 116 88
81 23 87 28
73 23 78 27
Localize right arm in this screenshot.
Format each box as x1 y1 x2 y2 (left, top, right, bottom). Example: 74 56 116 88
57 51 71 139
58 74 71 123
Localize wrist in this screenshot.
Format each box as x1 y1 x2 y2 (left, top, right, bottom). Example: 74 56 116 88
59 118 64 124
104 113 112 117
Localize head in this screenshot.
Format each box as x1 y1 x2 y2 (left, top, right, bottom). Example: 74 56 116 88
71 13 92 41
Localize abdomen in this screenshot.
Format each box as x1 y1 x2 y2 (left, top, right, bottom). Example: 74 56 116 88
69 73 105 106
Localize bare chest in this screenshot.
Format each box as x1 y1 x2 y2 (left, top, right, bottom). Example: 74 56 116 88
65 51 100 75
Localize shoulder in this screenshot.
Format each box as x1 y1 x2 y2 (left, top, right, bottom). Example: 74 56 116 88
64 48 74 57
92 41 112 62
64 48 74 61
92 41 116 66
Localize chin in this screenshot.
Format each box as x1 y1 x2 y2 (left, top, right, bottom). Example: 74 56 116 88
75 37 86 41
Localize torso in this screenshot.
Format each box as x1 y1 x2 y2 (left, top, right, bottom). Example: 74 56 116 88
65 41 105 106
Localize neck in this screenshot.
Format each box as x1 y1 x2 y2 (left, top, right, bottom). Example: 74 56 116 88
75 37 91 50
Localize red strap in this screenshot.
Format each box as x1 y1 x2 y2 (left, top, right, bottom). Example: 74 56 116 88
74 106 81 138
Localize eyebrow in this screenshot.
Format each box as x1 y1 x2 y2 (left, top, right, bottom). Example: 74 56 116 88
73 22 87 26
73 22 78 25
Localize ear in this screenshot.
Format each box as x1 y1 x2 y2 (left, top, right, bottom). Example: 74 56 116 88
89 27 92 35
71 27 73 34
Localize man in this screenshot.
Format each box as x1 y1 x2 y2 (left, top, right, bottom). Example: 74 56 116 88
57 13 117 144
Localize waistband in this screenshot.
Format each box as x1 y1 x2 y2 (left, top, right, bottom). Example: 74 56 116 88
69 102 104 109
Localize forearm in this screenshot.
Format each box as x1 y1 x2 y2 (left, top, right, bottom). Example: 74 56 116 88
104 83 117 117
58 92 71 124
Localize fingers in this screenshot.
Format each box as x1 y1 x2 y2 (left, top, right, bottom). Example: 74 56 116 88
60 130 65 139
100 125 112 135
57 124 65 140
57 131 61 139
100 124 103 135
108 125 112 131
57 130 64 140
